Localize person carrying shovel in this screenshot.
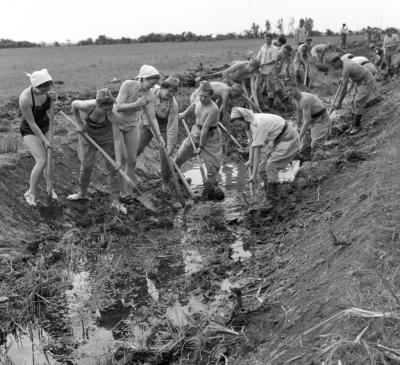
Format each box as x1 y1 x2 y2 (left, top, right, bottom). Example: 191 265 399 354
19 69 57 207
114 65 162 204
293 38 312 85
331 56 377 134
230 107 299 211
190 81 244 128
67 89 127 214
136 76 180 194
175 81 224 200
285 79 331 161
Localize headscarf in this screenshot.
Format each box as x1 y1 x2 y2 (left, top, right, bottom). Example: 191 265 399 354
137 65 160 79
25 69 53 87
230 107 254 123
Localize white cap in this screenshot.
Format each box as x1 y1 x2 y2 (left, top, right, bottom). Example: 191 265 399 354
136 65 160 79
25 69 53 87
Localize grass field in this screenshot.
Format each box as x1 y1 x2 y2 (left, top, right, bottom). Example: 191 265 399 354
0 35 364 101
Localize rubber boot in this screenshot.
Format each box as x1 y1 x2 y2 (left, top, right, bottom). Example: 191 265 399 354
349 114 362 135
268 97 274 109
262 182 278 211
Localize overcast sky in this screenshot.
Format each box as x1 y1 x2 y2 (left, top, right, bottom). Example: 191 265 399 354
1 0 398 43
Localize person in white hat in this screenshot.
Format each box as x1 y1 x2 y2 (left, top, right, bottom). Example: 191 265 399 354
67 88 127 215
19 69 56 207
114 65 162 204
230 107 299 211
136 76 180 193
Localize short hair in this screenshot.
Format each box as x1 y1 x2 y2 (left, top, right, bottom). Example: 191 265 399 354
331 56 342 63
265 33 273 39
278 35 287 45
305 37 312 43
283 44 292 51
284 79 298 88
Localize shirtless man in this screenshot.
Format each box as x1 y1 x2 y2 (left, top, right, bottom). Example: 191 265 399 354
222 59 260 108
256 33 278 109
331 56 377 134
274 45 292 77
175 82 223 195
341 54 378 77
293 38 312 84
190 81 244 127
311 43 335 64
285 80 330 160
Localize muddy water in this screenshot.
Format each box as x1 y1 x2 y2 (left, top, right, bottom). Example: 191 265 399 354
4 158 299 364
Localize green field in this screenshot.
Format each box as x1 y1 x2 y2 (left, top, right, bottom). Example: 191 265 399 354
0 35 364 101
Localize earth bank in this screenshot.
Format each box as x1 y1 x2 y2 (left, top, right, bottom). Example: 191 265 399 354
1 49 400 364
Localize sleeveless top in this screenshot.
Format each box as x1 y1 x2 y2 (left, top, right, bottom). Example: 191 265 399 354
20 87 51 136
154 88 173 133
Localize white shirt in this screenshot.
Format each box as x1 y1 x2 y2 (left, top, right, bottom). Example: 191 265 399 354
256 44 278 74
295 26 307 44
251 113 286 147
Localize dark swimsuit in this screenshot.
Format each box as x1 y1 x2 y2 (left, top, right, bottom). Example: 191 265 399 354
155 91 172 133
84 106 113 143
20 87 51 137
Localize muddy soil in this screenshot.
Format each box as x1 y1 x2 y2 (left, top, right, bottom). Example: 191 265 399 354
2 43 400 365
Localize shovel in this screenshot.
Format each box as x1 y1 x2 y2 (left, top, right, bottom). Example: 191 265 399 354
181 119 207 184
60 111 159 214
46 116 54 202
38 116 63 218
142 108 187 208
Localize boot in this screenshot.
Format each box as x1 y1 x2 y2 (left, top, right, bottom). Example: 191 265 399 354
262 182 278 211
268 97 274 109
349 114 362 135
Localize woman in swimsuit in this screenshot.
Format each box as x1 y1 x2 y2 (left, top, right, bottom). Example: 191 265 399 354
19 69 56 207
67 89 126 214
114 65 162 203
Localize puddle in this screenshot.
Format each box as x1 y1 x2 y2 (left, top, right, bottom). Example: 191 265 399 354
4 329 55 365
184 160 300 188
182 248 204 275
230 237 252 262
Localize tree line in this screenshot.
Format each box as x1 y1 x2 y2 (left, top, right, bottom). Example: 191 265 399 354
1 18 373 49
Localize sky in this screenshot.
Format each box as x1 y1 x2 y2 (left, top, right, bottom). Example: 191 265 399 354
1 0 399 43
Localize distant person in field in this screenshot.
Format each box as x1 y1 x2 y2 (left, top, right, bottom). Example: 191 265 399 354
331 56 378 134
275 44 293 77
19 69 56 207
222 59 261 108
311 43 335 64
285 80 330 161
256 33 279 109
340 23 349 49
176 82 223 198
136 76 180 194
67 89 126 214
382 29 400 76
114 65 162 204
230 107 299 211
294 18 307 45
293 38 312 84
190 81 244 127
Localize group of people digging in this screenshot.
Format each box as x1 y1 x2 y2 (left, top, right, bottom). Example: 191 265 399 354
19 30 386 213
